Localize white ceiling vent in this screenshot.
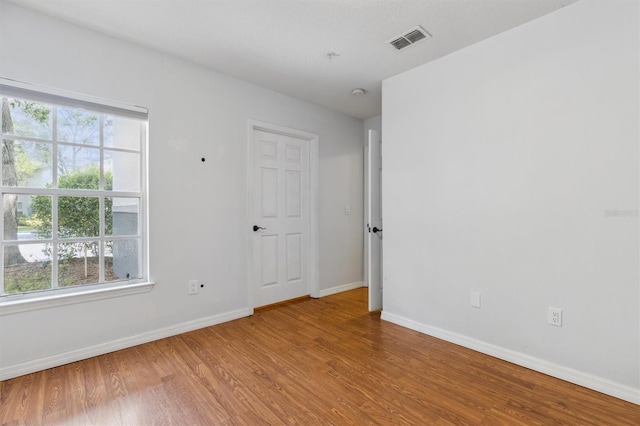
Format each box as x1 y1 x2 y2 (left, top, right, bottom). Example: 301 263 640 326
388 26 431 51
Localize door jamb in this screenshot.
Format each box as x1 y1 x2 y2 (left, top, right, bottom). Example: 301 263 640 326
247 120 320 310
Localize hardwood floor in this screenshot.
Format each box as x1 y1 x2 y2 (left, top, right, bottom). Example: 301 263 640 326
1 288 638 425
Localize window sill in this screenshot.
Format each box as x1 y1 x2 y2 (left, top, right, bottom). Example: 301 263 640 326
0 282 155 316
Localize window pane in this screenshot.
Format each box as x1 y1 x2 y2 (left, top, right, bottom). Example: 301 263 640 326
58 196 99 238
57 146 100 188
19 242 51 262
1 90 146 298
58 241 99 287
4 194 51 240
57 107 100 145
105 150 140 192
1 98 52 139
107 198 139 236
3 243 52 294
105 116 140 150
2 140 52 188
105 239 140 281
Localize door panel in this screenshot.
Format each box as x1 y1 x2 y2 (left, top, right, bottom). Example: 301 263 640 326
261 168 278 217
286 233 302 281
286 170 301 217
253 130 310 307
261 235 278 286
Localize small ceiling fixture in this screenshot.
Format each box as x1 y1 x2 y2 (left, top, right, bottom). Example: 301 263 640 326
387 25 431 51
351 88 366 96
326 51 340 59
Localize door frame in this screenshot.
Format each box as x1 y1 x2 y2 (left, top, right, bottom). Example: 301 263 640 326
247 120 320 309
363 144 369 288
366 129 382 311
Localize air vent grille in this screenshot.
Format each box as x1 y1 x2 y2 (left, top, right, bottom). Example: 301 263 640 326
390 37 411 50
404 29 427 43
387 26 431 51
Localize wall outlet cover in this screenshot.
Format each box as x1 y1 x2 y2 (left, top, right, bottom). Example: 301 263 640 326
548 307 562 326
188 280 199 295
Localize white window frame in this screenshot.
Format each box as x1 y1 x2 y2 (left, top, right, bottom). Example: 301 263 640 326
0 78 153 315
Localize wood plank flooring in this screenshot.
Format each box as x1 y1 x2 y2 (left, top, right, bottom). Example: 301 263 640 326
1 288 638 425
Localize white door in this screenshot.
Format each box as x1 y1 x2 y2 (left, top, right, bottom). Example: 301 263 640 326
252 129 310 307
368 130 382 311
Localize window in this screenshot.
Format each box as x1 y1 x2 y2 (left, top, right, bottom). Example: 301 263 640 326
0 80 149 303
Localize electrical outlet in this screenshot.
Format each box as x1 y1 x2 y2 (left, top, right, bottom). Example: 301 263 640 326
188 280 199 295
548 307 562 327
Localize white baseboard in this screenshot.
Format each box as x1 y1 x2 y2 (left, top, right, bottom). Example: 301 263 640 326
318 281 365 298
0 307 253 381
381 311 640 405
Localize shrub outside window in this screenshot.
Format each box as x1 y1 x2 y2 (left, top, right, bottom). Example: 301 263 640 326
0 83 148 299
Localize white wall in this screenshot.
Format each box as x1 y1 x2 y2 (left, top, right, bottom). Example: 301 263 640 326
382 0 639 403
0 2 363 376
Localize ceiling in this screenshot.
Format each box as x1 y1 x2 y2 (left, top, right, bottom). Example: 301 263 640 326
6 0 579 120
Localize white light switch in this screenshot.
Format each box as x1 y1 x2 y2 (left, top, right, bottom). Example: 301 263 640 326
471 292 481 308
345 204 351 215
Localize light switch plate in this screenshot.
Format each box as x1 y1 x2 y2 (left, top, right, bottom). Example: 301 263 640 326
471 292 481 308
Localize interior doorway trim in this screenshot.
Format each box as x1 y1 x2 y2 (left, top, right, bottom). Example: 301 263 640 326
247 120 320 309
